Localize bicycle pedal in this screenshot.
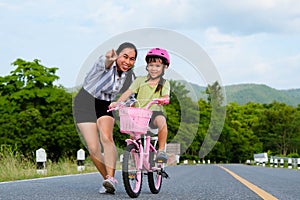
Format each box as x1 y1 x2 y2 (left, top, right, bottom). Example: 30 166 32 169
128 174 135 180
161 170 170 179
156 159 167 163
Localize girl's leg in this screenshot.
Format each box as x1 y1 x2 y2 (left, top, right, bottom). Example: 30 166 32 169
77 122 107 178
153 115 168 151
97 116 117 178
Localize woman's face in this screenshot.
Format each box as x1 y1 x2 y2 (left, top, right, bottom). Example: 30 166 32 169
116 48 136 72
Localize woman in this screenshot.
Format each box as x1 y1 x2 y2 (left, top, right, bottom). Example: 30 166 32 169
73 42 137 194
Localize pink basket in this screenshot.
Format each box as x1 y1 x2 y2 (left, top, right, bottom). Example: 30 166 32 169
119 107 153 134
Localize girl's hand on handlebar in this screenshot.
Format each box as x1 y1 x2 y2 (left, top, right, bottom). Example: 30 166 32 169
109 102 118 109
107 102 120 112
154 98 170 105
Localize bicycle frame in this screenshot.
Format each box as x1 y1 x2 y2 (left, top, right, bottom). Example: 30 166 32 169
108 98 169 198
107 98 169 169
125 133 159 172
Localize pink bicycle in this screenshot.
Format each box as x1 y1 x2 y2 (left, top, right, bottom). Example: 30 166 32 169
108 98 170 198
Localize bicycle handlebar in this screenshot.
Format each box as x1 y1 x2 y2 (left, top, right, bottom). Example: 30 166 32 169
145 98 169 109
107 98 169 112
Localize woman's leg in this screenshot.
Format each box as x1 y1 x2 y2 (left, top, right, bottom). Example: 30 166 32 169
77 122 107 178
97 116 117 178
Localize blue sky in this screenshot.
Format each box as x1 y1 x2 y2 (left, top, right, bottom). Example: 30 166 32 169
1 0 300 89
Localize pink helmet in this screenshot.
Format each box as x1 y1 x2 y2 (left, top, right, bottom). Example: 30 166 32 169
145 48 170 66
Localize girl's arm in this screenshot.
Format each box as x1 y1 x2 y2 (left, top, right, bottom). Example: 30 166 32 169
109 89 133 108
117 89 133 102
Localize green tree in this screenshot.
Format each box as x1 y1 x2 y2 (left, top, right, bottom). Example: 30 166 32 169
256 102 300 156
0 59 80 161
219 102 262 163
199 81 226 159
166 80 199 154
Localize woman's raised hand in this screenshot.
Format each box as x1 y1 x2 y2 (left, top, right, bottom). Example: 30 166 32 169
105 49 118 68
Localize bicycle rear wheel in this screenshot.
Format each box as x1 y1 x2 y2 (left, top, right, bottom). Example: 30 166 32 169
148 151 162 194
122 144 143 198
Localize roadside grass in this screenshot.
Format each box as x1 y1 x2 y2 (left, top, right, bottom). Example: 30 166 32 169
0 145 125 182
0 145 98 182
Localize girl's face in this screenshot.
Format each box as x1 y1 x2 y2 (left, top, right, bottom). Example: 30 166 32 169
147 59 166 80
116 48 136 72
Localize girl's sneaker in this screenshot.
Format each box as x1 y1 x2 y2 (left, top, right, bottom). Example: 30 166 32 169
156 151 168 163
103 175 118 194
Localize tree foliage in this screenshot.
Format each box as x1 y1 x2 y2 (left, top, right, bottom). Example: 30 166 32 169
0 59 81 162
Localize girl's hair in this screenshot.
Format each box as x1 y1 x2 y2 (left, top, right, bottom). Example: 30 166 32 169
145 56 166 95
146 57 168 66
116 42 138 59
155 77 166 95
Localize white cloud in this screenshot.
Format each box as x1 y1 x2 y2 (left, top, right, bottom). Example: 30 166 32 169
200 27 299 88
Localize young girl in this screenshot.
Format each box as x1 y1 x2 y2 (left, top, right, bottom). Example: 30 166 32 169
110 47 170 163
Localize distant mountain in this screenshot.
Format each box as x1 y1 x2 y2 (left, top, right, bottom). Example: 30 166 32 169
225 84 300 106
178 81 300 107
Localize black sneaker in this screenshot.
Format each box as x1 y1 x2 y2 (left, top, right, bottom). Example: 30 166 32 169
156 151 168 163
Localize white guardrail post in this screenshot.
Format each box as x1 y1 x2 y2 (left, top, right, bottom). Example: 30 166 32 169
36 148 47 174
298 158 300 170
280 158 284 168
120 154 124 163
288 158 292 169
274 158 278 168
176 155 180 164
77 149 85 172
270 158 273 167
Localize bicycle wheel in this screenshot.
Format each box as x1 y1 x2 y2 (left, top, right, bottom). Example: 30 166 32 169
122 144 143 198
148 150 162 194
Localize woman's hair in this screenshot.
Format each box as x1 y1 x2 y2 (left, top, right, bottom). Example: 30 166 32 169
116 42 138 59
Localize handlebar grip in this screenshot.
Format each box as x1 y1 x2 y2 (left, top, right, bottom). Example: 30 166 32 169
162 99 170 104
107 101 126 112
107 106 120 112
154 98 170 105
107 108 115 112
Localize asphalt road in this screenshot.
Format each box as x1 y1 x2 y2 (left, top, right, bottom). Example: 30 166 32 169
1 164 299 200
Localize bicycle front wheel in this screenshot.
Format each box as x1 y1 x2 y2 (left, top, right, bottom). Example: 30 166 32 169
148 151 162 194
122 144 143 198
